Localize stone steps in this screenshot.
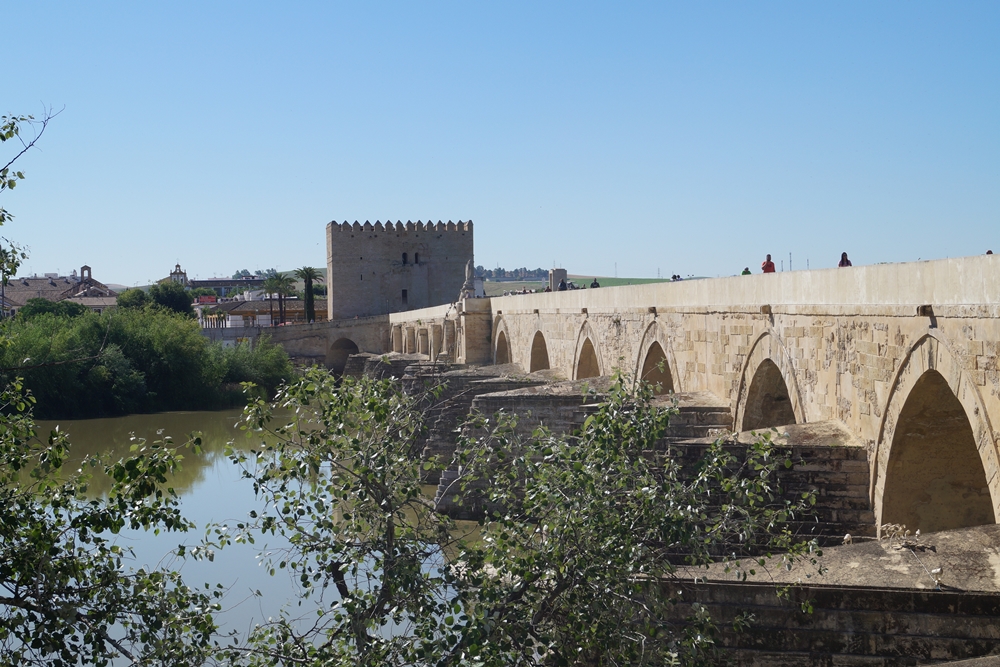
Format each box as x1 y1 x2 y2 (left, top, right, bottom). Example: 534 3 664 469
659 436 874 543
661 580 1000 665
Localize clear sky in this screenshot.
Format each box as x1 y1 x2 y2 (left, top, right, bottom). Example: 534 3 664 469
4 2 998 285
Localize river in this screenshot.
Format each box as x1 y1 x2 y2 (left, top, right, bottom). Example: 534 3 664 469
36 408 318 635
34 408 475 640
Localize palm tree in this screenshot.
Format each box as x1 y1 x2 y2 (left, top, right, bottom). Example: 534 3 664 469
261 275 282 326
294 266 324 323
272 274 296 324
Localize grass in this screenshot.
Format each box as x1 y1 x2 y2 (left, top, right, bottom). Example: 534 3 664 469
569 276 672 288
483 275 674 296
482 280 546 296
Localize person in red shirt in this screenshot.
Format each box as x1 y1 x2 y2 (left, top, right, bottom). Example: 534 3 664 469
761 254 776 273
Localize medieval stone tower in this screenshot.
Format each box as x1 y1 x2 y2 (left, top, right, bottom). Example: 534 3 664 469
326 220 474 320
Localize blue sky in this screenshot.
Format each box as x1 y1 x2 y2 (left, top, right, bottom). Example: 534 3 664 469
5 2 998 285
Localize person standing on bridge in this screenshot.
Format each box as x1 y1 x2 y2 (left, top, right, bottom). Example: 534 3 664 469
839 252 852 267
590 278 600 288
741 267 751 275
761 254 776 273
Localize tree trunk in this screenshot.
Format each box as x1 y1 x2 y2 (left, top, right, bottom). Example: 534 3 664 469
304 278 314 323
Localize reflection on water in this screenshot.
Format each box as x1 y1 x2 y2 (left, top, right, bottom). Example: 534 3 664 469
36 409 251 498
33 409 480 638
36 409 290 634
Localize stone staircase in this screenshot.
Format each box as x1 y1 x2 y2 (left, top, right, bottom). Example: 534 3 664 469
665 420 875 545
661 579 1000 665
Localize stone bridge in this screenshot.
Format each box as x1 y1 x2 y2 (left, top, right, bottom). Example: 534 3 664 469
378 255 1000 537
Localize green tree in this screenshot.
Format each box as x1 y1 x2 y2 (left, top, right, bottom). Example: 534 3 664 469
148 280 193 316
116 287 151 309
294 266 323 323
261 275 280 325
0 381 219 665
0 307 293 418
0 111 56 282
0 109 223 665
189 286 218 301
217 369 818 666
17 297 88 319
270 273 296 324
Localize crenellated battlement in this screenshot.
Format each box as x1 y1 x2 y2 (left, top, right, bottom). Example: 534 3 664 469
326 216 474 320
327 220 473 233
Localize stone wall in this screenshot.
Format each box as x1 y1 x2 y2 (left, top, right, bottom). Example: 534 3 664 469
355 254 1000 536
483 255 1000 535
387 299 493 365
326 220 473 320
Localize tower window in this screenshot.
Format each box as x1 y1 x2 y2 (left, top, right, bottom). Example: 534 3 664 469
402 289 408 305
414 252 420 265
402 253 408 265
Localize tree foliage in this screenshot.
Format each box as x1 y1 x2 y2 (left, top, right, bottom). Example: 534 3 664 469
262 274 295 324
116 288 151 310
294 266 323 323
0 111 56 281
189 287 218 300
0 308 293 418
216 369 817 666
0 108 220 666
148 281 194 316
0 380 219 666
17 297 88 320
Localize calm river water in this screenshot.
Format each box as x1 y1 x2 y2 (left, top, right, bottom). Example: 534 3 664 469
36 409 315 634
35 409 474 638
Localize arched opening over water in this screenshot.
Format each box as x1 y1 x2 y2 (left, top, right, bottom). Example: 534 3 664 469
495 331 510 365
328 338 360 374
640 341 673 394
741 359 796 431
529 332 550 372
881 370 995 533
576 338 600 380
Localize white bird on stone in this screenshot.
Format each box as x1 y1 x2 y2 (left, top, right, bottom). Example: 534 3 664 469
843 533 853 545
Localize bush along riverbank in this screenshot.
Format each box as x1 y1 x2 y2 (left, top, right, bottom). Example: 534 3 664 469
0 305 294 419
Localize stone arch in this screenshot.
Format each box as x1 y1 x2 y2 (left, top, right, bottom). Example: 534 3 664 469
529 331 550 373
576 338 601 380
873 333 1000 532
734 331 805 432
495 330 511 365
572 322 604 380
492 316 512 366
741 360 796 431
328 337 359 374
639 341 673 394
634 322 679 394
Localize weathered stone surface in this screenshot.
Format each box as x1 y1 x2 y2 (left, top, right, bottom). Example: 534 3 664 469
384 254 1000 539
698 524 1000 594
